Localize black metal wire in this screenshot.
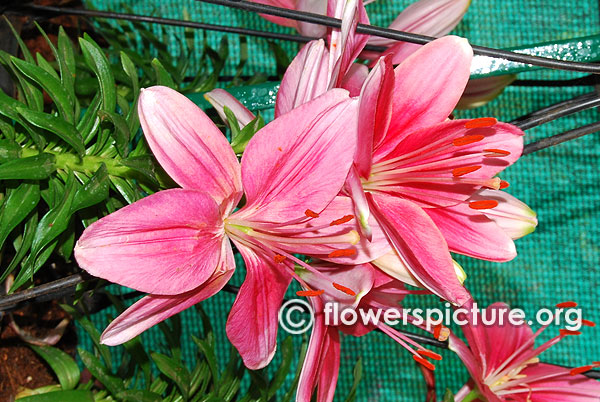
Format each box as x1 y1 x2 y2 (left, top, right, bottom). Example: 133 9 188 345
523 121 600 155
198 0 600 75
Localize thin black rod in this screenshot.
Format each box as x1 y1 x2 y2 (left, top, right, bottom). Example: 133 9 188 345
523 121 600 155
198 0 600 75
511 92 600 131
512 75 598 87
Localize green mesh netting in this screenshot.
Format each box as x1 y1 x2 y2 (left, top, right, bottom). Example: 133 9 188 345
78 0 600 400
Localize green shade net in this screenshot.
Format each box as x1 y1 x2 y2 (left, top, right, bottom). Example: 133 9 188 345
78 0 600 400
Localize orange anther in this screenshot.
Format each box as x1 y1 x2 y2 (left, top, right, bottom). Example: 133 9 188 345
296 289 324 297
332 282 356 296
274 254 286 264
483 148 511 157
433 324 442 339
418 350 443 361
452 166 481 177
330 215 354 226
464 117 497 129
328 249 356 258
452 134 485 146
556 301 578 308
499 180 510 189
469 200 499 210
412 354 435 371
570 365 594 376
305 209 319 218
559 329 581 337
582 319 596 327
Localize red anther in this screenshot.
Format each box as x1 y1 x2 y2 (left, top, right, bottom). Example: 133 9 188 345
556 301 578 308
570 365 594 376
418 350 443 361
328 248 356 258
433 324 442 340
483 148 511 157
330 215 354 226
499 180 510 189
593 362 600 366
452 166 481 177
559 329 581 336
452 134 485 146
296 289 324 297
469 200 499 210
332 282 356 296
305 209 319 218
464 117 497 129
412 354 435 371
582 319 596 327
274 254 286 264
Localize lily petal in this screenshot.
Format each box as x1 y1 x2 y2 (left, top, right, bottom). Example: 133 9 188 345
250 0 300 29
367 193 472 306
426 203 517 262
138 86 242 207
520 363 600 401
226 244 292 369
340 63 369 96
75 189 225 295
100 245 235 345
241 90 358 223
296 0 328 37
457 75 516 110
204 88 256 129
371 250 423 288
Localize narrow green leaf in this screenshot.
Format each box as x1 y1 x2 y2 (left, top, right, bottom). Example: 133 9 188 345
119 155 159 186
0 88 45 150
30 345 80 390
98 110 130 157
0 139 21 163
267 337 293 398
16 390 94 402
191 336 218 385
231 114 264 154
109 176 140 204
151 352 191 401
9 235 58 293
120 51 139 96
443 389 455 402
0 182 40 249
71 164 109 212
344 358 363 402
78 348 124 396
79 37 116 112
77 93 101 145
58 27 76 74
117 390 163 402
222 106 240 140
12 57 74 123
0 212 37 283
17 107 84 157
0 153 56 180
151 58 176 89
36 53 60 80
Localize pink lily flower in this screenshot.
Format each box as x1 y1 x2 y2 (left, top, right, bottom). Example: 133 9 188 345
295 263 445 401
74 86 377 370
449 302 600 401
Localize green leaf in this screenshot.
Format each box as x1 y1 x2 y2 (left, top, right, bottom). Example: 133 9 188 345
231 114 264 154
17 108 84 157
57 26 77 101
79 37 116 112
77 93 101 145
98 110 130 157
0 139 21 163
0 212 37 283
222 106 240 140
109 176 141 204
119 155 160 186
78 348 124 396
3 16 34 63
192 336 218 385
16 390 94 402
443 389 455 402
151 58 176 89
10 237 58 292
344 358 363 402
36 53 60 80
0 88 46 150
151 353 191 401
267 337 293 398
0 153 56 180
121 51 139 96
29 345 80 390
71 164 109 212
116 390 163 402
0 182 40 250
11 57 74 124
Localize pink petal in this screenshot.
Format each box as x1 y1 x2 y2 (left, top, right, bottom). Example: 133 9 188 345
520 363 600 401
378 42 423 66
340 63 368 96
249 0 300 29
138 86 242 207
317 327 341 402
371 251 423 287
275 40 330 117
457 75 516 110
471 189 538 239
345 167 374 240
383 36 473 151
204 88 256 129
226 244 292 369
100 247 235 345
74 189 225 295
367 193 472 306
373 119 524 208
240 90 358 223
426 203 517 262
369 0 471 47
355 56 394 178
296 0 328 37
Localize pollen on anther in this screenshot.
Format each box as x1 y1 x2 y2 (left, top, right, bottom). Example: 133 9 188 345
452 134 484 146
418 350 443 361
570 365 594 376
582 319 596 327
330 215 354 226
296 289 324 297
274 254 286 264
483 148 511 157
469 200 499 210
499 180 510 189
452 166 481 177
305 209 319 218
559 329 581 336
556 301 577 308
328 248 356 258
464 117 497 129
332 282 356 296
412 354 435 371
